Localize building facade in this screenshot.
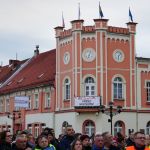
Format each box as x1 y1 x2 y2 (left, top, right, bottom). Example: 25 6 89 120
0 18 150 137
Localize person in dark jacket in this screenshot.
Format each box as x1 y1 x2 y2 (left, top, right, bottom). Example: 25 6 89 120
92 133 104 150
126 133 134 146
59 126 75 150
43 128 59 150
11 133 32 150
0 130 12 150
102 132 120 150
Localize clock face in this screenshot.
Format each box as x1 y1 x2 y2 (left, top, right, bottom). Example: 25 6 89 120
82 48 96 62
63 52 70 64
113 50 124 62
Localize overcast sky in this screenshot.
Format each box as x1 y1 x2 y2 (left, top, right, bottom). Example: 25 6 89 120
0 0 150 65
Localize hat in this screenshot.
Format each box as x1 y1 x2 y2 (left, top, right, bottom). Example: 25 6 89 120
80 134 90 141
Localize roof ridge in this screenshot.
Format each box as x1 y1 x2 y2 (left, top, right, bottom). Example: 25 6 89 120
0 57 33 88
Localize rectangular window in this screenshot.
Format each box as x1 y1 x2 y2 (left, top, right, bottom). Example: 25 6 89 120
0 99 3 113
86 86 89 96
26 96 31 110
45 93 50 108
85 85 95 96
146 82 150 102
113 83 123 99
5 99 10 112
65 84 70 100
28 96 31 109
91 86 95 96
34 94 39 109
34 125 39 138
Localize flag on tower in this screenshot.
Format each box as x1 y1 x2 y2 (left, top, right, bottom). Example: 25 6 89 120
129 7 133 22
62 12 65 27
99 1 104 18
78 3 81 20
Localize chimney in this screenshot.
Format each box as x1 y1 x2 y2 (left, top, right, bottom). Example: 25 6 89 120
34 45 39 56
9 59 20 68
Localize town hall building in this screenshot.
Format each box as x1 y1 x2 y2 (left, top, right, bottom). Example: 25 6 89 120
0 17 150 137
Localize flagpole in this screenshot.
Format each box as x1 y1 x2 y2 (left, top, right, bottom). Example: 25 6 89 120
62 11 65 27
78 3 80 20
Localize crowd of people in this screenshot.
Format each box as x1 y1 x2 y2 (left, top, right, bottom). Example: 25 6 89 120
0 126 150 150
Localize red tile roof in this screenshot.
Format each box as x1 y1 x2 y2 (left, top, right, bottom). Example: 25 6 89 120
0 49 56 94
0 60 27 84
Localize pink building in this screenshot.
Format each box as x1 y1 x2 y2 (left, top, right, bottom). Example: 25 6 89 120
0 17 150 137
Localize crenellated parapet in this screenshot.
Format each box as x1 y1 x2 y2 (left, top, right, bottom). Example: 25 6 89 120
108 26 129 34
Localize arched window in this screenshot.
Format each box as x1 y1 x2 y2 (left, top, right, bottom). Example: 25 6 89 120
113 77 124 99
146 121 150 135
85 77 95 96
83 120 95 137
64 78 71 100
114 121 125 136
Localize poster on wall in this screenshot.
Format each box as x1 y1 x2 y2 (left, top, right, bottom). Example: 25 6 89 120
14 96 29 108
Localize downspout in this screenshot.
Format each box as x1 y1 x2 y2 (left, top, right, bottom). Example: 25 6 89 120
135 59 138 131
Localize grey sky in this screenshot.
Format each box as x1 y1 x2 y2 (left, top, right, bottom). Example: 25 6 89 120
0 0 150 65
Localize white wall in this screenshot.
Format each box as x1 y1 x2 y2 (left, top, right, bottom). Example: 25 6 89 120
26 113 54 128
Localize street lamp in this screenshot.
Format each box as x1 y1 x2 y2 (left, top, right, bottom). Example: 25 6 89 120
100 101 122 135
7 110 21 134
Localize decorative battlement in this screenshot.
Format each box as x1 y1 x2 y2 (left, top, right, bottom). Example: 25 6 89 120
55 19 137 39
83 26 95 32
60 29 72 38
108 26 129 34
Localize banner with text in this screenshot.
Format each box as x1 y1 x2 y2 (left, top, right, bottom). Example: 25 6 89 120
14 96 29 108
74 96 100 107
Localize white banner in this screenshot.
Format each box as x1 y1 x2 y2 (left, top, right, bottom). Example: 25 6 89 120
74 96 100 107
15 96 29 108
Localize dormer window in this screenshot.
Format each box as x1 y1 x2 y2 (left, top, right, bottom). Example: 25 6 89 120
17 78 24 83
37 73 44 79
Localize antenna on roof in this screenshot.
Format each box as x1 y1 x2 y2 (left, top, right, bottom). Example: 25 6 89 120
16 52 18 60
36 45 39 50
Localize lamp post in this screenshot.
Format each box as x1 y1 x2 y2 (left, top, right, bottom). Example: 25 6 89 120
100 101 122 135
7 110 21 134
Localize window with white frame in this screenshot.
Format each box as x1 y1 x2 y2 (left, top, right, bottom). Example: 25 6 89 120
45 92 50 108
64 78 71 100
5 99 10 112
146 82 150 102
0 99 3 113
146 121 150 135
34 125 39 138
114 121 123 135
85 77 95 96
113 77 124 99
26 96 31 110
83 120 95 137
34 94 39 109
